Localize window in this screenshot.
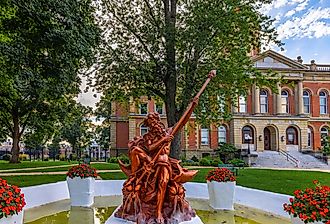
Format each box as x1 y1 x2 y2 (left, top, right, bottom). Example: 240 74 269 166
320 91 327 114
218 126 227 144
303 91 310 114
201 127 209 145
242 126 254 144
286 127 298 145
307 127 313 148
139 103 148 115
321 127 329 146
140 124 148 136
155 103 163 114
260 90 268 113
239 96 246 113
281 90 289 113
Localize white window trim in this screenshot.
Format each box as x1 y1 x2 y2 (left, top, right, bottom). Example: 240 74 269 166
201 128 209 145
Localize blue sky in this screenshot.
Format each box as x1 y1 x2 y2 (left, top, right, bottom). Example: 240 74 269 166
262 0 330 63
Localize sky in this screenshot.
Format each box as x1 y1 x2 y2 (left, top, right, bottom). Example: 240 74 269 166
262 0 330 64
79 0 330 108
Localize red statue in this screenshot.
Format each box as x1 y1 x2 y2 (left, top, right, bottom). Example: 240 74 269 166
115 71 216 224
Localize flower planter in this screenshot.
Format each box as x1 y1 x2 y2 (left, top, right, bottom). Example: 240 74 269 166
0 211 24 224
207 181 235 210
291 216 323 224
67 177 95 207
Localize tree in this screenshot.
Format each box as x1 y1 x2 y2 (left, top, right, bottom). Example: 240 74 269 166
61 103 94 159
92 0 281 158
0 0 100 163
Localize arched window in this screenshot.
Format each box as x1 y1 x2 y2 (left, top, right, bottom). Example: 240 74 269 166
319 91 327 114
303 91 310 114
321 127 329 146
260 90 268 113
218 126 227 144
140 124 148 136
242 126 254 144
281 90 289 113
286 127 298 145
307 127 313 148
239 96 246 113
201 127 209 145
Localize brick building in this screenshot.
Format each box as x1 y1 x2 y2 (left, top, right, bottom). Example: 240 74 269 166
109 50 330 158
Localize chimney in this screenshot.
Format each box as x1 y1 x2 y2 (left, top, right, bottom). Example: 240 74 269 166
297 56 303 64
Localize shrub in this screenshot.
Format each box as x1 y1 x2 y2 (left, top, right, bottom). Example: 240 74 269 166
216 143 239 163
108 157 118 163
205 168 236 182
19 154 29 161
118 154 130 164
191 155 199 162
2 154 12 161
210 158 222 167
199 157 211 166
228 159 245 167
0 178 26 219
283 180 330 223
66 164 98 179
71 154 78 161
59 154 66 161
180 161 199 166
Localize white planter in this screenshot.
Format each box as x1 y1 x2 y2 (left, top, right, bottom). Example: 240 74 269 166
0 211 24 224
67 177 95 207
207 181 235 210
291 216 323 224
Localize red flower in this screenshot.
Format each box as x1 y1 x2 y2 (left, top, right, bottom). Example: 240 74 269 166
283 181 330 223
0 178 25 220
205 168 236 182
66 164 98 179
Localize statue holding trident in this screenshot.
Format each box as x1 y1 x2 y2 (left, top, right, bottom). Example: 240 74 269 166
115 70 216 224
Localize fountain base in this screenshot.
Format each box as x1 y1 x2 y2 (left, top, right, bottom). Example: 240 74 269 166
106 206 204 224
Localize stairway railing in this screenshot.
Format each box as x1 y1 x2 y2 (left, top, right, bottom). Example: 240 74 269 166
279 149 300 167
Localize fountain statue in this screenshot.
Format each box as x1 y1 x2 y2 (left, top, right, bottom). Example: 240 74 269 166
114 70 216 224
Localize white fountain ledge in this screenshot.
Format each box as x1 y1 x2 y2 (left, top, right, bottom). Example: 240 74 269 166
21 180 292 219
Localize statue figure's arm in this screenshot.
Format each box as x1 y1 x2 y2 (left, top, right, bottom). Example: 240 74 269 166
147 134 174 152
171 70 216 136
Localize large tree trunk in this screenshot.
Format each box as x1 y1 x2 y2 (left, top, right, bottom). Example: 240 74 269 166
164 0 179 158
10 113 21 163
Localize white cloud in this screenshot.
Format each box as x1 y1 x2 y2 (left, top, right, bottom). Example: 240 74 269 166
277 7 330 40
285 0 309 17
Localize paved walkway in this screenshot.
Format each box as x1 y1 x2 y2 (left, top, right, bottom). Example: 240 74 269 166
0 169 123 176
252 150 330 171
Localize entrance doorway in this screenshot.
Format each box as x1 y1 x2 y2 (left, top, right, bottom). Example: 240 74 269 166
263 126 277 151
286 126 299 150
264 128 271 150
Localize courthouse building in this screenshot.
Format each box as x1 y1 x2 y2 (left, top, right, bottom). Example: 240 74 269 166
110 50 330 158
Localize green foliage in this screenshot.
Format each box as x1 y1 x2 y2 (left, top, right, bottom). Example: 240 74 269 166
0 0 100 162
210 158 222 167
92 0 281 158
228 159 245 167
118 154 130 165
199 158 211 166
108 157 119 163
191 155 199 162
60 102 94 156
2 154 12 161
322 136 330 155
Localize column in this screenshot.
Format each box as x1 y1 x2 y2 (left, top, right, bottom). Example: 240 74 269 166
276 83 282 114
297 80 304 115
253 84 260 114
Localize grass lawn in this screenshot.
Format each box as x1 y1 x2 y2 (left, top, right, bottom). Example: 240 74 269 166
3 163 120 173
1 168 330 195
0 161 77 170
0 174 66 187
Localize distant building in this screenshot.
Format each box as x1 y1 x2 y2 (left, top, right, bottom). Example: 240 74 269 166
110 50 330 158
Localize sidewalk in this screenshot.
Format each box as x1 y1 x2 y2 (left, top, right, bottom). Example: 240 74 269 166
0 169 122 176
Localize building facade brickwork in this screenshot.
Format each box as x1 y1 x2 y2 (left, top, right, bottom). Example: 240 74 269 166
110 50 330 158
